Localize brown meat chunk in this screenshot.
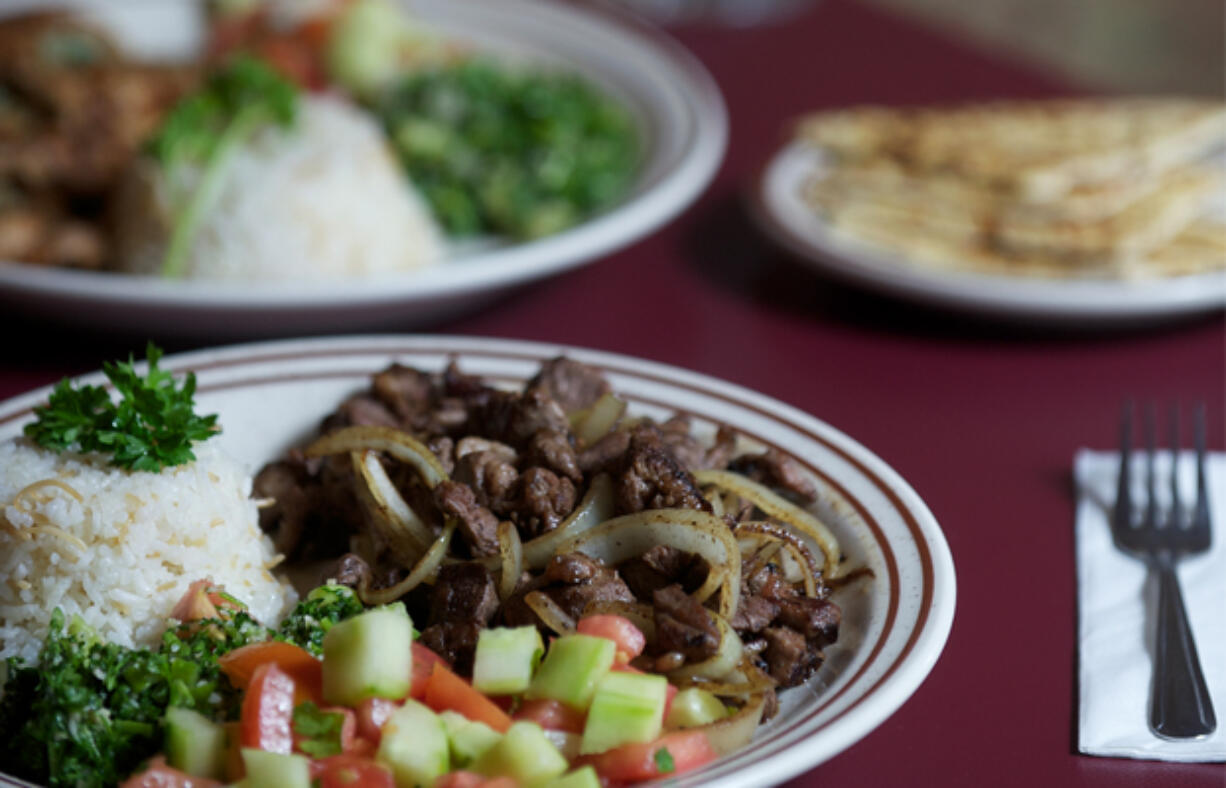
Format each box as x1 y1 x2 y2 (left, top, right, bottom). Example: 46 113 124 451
577 430 631 475
761 627 819 687
526 357 611 413
525 428 582 483
468 389 569 450
372 363 435 424
513 467 577 538
653 584 719 662
618 545 708 600
453 449 520 514
433 480 501 557
503 553 636 626
614 427 712 515
775 597 841 648
729 448 817 503
321 394 399 432
429 563 500 626
730 594 780 634
419 622 482 676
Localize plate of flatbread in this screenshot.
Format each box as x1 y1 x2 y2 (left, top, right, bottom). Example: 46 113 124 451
753 97 1226 324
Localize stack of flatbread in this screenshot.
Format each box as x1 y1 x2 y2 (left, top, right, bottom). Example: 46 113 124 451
794 98 1226 279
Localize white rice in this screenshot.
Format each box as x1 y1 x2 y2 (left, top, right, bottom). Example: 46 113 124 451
0 437 298 664
115 94 445 281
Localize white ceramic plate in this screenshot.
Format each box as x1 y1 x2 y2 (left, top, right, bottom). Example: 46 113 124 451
0 0 727 337
0 335 955 787
753 142 1226 326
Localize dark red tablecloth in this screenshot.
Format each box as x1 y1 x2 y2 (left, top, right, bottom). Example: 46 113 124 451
1 1 1223 786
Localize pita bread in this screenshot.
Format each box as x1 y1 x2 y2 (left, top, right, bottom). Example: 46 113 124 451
805 165 1221 263
795 98 1226 203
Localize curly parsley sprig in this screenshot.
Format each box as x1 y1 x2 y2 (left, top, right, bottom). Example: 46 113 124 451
24 343 219 472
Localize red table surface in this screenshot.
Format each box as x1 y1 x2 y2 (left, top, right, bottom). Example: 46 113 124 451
1 1 1224 786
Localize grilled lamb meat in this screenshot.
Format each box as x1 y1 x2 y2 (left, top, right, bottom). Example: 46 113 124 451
729 448 817 503
653 584 721 663
526 357 611 413
503 553 636 627
613 427 713 515
434 480 501 558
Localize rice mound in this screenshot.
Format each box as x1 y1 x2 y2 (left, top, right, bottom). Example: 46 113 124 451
115 94 445 281
0 437 298 664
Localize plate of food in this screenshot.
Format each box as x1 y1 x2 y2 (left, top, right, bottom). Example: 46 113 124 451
0 0 726 336
753 98 1226 324
0 335 954 788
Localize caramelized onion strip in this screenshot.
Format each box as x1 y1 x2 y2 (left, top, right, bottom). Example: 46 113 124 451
496 520 523 602
571 393 626 447
520 474 615 570
525 590 576 636
695 470 840 578
357 520 455 606
352 450 433 561
734 521 819 598
694 692 768 755
305 425 449 487
559 507 741 620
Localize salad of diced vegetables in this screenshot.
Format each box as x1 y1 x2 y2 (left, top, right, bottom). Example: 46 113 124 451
120 599 724 788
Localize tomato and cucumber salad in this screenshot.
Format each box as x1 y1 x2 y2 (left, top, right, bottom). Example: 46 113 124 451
123 604 725 787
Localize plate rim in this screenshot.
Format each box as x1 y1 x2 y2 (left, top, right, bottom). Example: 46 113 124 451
751 140 1226 325
0 0 728 324
0 334 956 787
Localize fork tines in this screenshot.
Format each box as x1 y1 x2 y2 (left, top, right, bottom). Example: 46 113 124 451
1113 401 1212 553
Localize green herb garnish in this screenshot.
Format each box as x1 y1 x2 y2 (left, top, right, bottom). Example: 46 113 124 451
275 584 365 657
24 342 219 472
0 607 268 788
147 55 298 278
292 702 347 758
654 746 676 774
379 58 639 240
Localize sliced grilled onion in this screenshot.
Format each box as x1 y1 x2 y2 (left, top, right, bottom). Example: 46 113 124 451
524 590 576 636
496 520 523 602
667 612 743 682
520 473 615 570
305 425 449 487
357 520 455 606
694 469 841 579
559 507 741 621
352 450 434 562
695 692 768 755
571 392 626 446
734 521 820 598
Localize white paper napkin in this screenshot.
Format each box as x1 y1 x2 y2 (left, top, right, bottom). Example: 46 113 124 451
1075 450 1225 762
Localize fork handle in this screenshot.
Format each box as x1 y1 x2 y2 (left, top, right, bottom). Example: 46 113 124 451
1151 560 1217 738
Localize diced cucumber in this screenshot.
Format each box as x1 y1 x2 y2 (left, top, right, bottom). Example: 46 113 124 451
472 626 544 695
542 765 603 788
439 710 502 768
665 687 728 729
240 749 310 788
580 670 667 754
526 634 615 711
164 706 226 780
326 0 407 96
471 721 568 785
377 700 449 788
322 603 414 707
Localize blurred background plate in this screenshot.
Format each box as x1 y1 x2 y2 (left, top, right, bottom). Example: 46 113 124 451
753 141 1226 326
0 0 727 337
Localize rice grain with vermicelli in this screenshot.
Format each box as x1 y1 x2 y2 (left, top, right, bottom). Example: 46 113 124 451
0 437 297 663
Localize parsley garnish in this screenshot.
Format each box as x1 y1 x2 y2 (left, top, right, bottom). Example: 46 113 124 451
146 55 298 278
292 702 346 758
654 746 676 774
24 342 219 472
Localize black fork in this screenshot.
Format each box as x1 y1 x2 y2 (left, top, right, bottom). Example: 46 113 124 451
1112 402 1216 739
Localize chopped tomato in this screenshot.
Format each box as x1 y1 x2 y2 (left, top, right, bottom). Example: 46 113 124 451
356 697 400 743
120 757 221 788
240 663 296 754
582 730 716 782
433 773 516 788
423 663 513 733
513 698 585 734
170 580 219 622
577 615 646 661
312 754 395 788
411 642 450 700
219 641 323 704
